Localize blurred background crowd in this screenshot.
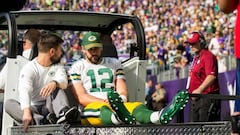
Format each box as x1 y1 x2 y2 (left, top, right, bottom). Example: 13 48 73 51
0 0 236 79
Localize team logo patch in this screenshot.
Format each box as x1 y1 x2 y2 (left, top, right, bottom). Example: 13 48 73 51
48 71 55 77
88 36 96 42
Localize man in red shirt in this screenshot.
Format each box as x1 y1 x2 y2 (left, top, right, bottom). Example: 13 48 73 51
218 0 240 134
185 31 220 122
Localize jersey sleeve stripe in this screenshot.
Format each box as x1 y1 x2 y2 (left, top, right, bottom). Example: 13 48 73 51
70 73 81 81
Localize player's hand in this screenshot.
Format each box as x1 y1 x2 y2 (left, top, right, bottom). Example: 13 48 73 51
22 108 33 132
40 81 56 98
103 99 109 104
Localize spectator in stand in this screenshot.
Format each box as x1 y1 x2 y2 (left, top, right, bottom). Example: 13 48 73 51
151 82 167 111
173 44 188 78
66 41 83 62
208 30 222 56
145 78 155 110
216 38 228 73
14 0 235 74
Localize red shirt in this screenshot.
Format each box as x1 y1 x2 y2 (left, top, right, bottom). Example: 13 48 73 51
235 2 240 58
188 49 219 94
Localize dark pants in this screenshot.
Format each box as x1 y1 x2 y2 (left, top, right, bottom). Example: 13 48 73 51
190 93 221 122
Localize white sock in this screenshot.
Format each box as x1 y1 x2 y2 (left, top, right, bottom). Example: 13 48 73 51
111 114 123 125
150 110 163 124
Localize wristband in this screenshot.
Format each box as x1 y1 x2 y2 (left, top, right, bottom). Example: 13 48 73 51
119 95 127 102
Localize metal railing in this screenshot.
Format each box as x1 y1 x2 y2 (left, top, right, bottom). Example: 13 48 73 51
147 55 236 82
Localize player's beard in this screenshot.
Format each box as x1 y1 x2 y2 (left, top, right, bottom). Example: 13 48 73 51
87 55 101 64
50 54 61 65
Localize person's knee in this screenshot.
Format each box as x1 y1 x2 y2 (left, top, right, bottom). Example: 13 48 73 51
4 99 18 114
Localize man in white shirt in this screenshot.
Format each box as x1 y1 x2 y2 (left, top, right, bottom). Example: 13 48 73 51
5 31 78 132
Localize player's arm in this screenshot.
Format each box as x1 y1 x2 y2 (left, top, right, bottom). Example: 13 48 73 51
53 65 68 90
114 67 128 102
70 83 106 107
193 75 217 94
22 107 33 132
40 65 68 97
217 0 238 14
18 65 34 131
115 78 128 102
